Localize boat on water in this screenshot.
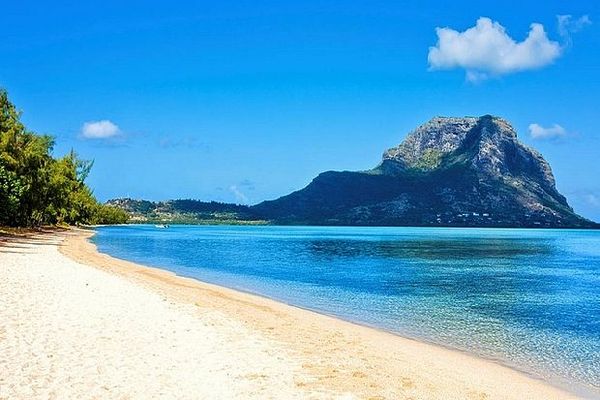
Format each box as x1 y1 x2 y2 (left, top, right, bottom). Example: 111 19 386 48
154 224 169 229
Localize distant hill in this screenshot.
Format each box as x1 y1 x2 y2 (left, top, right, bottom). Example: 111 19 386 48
252 115 598 228
108 116 597 228
105 198 265 225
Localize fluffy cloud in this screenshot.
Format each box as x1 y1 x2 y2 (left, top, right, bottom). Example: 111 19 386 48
428 17 562 81
528 123 567 140
81 120 120 139
558 15 592 38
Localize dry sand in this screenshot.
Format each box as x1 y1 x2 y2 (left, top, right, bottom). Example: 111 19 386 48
0 229 584 399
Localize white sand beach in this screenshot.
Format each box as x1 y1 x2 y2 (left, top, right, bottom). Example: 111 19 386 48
0 229 584 399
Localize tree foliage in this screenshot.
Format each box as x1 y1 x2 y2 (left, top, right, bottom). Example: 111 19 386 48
0 89 128 226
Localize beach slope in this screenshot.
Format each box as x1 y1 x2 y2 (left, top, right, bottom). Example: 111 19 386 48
0 229 582 399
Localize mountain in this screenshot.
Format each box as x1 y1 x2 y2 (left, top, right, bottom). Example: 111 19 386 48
109 116 597 228
252 115 597 228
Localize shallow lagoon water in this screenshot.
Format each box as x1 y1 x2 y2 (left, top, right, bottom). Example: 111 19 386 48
93 225 600 393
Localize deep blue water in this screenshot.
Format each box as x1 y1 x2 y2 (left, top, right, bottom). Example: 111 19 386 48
93 225 600 394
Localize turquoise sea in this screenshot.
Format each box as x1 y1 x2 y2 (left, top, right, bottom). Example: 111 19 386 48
93 225 600 395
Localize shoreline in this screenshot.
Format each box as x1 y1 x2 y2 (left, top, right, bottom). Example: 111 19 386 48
81 225 599 398
62 228 587 399
1 228 589 399
83 236 592 398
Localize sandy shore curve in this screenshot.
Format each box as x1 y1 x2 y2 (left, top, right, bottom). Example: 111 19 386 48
0 228 586 399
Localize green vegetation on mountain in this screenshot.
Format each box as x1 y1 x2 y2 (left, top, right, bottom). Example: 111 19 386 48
0 89 128 227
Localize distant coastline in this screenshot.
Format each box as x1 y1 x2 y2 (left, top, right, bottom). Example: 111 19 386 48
104 198 600 229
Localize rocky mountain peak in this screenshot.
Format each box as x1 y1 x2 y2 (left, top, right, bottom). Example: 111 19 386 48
252 115 597 228
383 116 478 168
380 115 556 191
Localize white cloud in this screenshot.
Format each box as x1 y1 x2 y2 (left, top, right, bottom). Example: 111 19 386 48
229 185 248 204
81 120 120 139
558 15 592 48
528 123 567 140
428 17 562 81
558 15 592 38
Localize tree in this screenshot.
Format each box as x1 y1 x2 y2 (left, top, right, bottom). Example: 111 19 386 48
0 88 128 226
92 204 129 225
0 164 23 224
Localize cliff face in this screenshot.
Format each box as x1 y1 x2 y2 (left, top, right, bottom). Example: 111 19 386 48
253 115 597 228
380 116 555 188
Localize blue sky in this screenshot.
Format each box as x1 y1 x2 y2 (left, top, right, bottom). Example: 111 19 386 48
2 0 599 220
